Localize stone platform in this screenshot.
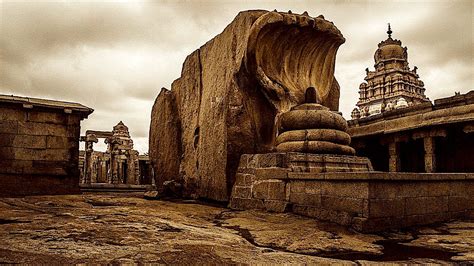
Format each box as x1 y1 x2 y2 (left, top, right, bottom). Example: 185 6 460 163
79 183 156 193
229 153 474 232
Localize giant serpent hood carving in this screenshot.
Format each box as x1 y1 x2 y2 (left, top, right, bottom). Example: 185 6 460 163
244 11 345 112
150 10 347 201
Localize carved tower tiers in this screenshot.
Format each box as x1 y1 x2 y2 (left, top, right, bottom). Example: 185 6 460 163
352 24 429 118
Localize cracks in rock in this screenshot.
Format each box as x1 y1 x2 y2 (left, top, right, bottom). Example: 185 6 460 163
212 210 462 262
0 218 31 225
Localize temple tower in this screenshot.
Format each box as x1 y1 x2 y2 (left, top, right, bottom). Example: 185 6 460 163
352 24 429 119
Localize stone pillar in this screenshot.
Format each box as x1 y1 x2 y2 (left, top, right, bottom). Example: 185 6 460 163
83 141 93 184
388 141 400 172
110 150 119 184
423 137 436 173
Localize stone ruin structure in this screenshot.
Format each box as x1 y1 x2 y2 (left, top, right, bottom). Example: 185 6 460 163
348 26 474 174
0 94 93 196
351 25 430 118
150 10 473 232
79 121 153 187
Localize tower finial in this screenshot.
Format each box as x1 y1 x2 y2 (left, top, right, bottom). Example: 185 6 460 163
387 23 392 38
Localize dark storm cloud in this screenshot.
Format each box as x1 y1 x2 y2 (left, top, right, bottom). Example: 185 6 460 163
1 0 472 153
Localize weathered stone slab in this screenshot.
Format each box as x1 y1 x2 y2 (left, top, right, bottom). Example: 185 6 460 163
321 196 366 214
17 121 67 136
368 198 405 218
405 196 449 215
263 200 290 212
0 120 18 134
229 198 264 210
232 186 252 199
27 111 66 124
13 135 46 149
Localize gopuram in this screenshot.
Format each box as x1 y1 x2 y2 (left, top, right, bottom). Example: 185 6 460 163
80 121 154 188
150 10 473 232
352 24 430 118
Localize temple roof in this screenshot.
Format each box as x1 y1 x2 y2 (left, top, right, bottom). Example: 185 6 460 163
374 24 407 65
0 94 94 117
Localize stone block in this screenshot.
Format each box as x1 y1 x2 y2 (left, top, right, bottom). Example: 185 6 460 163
303 182 320 194
232 186 252 199
13 148 70 161
289 192 321 206
267 180 287 200
27 111 66 124
0 159 32 174
292 204 320 218
46 136 68 149
403 212 450 227
66 115 81 125
405 196 449 215
256 153 286 167
229 198 264 210
352 217 403 233
66 125 80 137
12 135 46 149
247 154 258 168
448 196 470 212
238 155 249 168
0 120 18 134
264 200 290 212
255 167 288 180
0 147 14 160
369 182 400 199
0 107 26 121
17 122 67 136
252 180 286 200
0 134 14 147
236 167 256 175
449 181 468 196
368 198 405 218
322 196 366 214
317 208 353 225
289 181 306 193
252 181 269 199
398 182 450 198
321 181 368 198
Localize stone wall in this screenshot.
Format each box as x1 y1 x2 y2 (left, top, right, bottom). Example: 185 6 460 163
0 100 91 196
230 154 474 232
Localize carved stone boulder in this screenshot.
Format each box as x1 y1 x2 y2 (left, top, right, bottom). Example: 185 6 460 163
149 10 345 201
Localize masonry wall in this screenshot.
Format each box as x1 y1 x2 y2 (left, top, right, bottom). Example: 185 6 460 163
0 104 82 196
230 157 474 232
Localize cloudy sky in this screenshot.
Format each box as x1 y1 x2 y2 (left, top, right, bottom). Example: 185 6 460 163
1 0 472 153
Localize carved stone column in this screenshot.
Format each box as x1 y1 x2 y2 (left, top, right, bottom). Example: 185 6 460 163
83 141 93 184
110 150 120 184
424 137 436 173
388 141 400 172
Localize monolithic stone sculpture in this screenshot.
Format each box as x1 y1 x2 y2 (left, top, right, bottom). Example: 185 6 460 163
276 87 355 155
149 10 345 201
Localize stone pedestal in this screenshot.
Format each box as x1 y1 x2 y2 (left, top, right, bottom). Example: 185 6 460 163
230 152 373 212
229 152 474 232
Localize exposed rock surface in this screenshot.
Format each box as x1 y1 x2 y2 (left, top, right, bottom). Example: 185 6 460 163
0 194 472 264
149 10 346 201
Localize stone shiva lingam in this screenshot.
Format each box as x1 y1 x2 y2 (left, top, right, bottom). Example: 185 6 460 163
276 87 355 156
229 85 373 214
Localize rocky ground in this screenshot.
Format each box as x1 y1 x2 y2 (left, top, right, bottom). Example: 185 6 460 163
0 193 472 264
